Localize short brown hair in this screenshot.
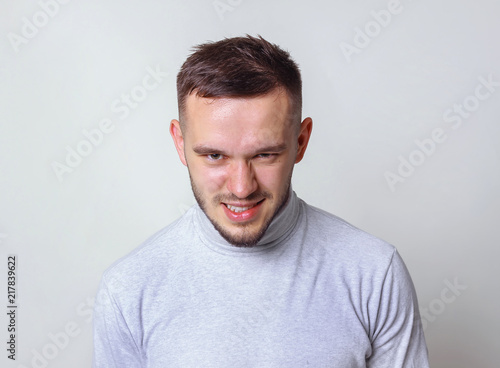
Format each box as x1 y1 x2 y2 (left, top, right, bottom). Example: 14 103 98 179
176 35 302 128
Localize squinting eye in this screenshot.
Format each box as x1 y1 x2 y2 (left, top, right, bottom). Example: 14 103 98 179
257 153 273 159
208 153 223 160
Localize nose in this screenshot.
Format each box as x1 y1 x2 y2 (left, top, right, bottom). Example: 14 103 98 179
226 160 258 199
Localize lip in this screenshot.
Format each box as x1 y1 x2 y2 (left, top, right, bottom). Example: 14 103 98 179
221 199 264 223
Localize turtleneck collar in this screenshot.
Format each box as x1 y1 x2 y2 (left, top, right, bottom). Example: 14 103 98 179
194 189 302 255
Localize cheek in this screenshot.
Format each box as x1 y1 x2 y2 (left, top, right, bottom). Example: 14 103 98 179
255 164 291 191
194 166 227 193
186 153 227 193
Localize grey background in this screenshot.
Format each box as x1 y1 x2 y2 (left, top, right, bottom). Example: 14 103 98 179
1 0 499 367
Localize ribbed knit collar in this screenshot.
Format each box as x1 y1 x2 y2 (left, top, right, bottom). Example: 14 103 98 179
194 189 301 255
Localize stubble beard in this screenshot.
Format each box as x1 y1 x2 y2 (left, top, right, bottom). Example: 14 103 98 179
189 173 292 247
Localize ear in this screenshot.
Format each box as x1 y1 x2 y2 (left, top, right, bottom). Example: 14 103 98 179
295 117 313 163
169 119 187 166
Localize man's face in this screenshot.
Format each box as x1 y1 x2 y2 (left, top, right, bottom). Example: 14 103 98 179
170 89 312 247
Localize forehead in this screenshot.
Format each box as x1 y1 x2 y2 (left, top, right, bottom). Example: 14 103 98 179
182 90 293 145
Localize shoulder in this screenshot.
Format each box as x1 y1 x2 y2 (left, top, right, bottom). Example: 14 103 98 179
100 206 197 290
297 200 416 306
302 200 395 253
298 199 399 274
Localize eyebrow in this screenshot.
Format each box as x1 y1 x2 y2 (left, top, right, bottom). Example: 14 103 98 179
192 143 288 155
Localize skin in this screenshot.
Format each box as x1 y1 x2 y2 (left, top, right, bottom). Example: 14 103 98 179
170 89 312 247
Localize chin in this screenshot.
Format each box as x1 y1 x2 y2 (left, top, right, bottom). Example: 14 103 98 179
213 221 269 247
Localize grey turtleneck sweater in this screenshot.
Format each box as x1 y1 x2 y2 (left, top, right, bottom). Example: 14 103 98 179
92 191 429 367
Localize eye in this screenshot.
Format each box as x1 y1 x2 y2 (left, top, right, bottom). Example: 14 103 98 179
256 153 275 159
208 153 223 160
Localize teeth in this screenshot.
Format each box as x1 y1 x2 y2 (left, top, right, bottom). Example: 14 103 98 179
226 204 254 213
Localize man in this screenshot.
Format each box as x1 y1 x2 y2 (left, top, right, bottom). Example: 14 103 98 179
93 35 429 367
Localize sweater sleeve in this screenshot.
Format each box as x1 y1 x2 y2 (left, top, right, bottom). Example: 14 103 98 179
367 250 430 368
92 277 143 368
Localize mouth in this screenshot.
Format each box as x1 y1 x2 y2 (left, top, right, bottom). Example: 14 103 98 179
222 199 265 221
224 199 264 211
225 203 255 213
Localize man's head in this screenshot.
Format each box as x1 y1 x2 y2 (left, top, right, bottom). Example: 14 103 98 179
170 35 312 247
